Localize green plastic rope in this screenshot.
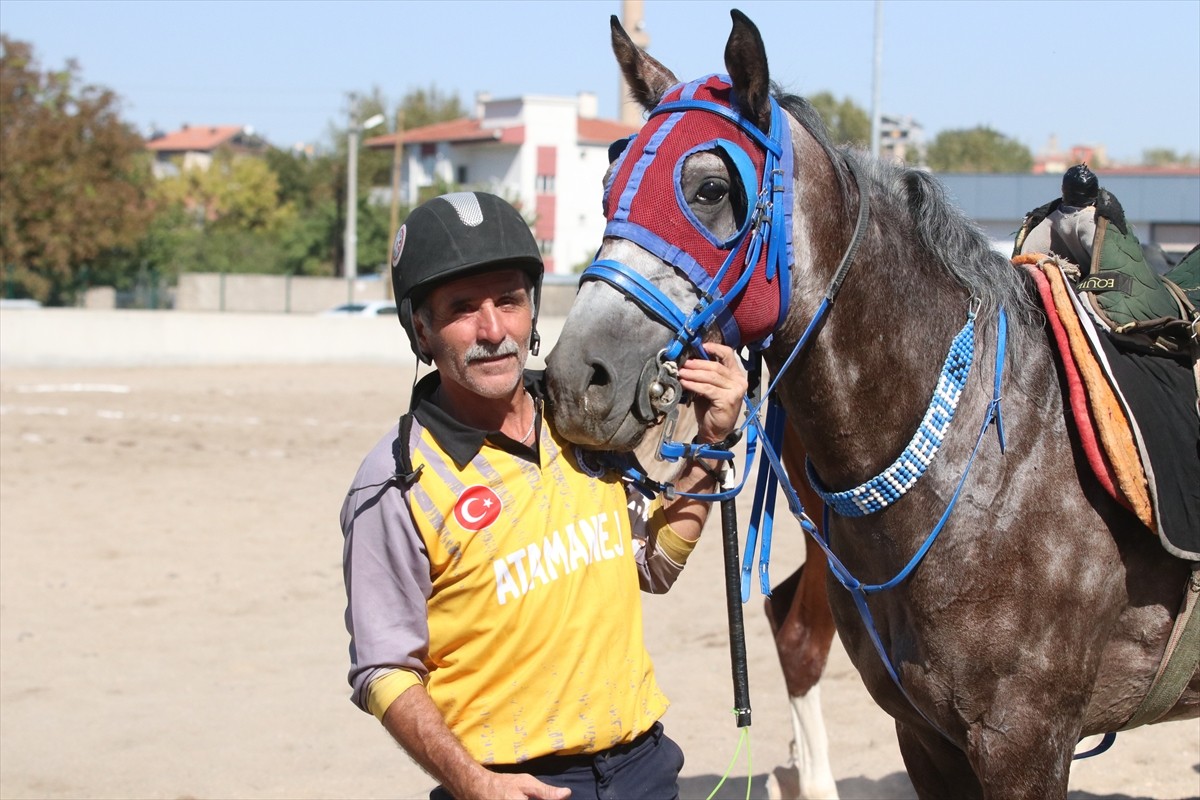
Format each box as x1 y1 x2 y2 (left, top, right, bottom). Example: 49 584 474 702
704 718 753 800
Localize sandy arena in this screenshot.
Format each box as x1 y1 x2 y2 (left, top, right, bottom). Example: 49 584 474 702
1 321 1197 798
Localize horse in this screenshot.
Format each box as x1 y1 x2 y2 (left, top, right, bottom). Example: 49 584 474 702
544 10 1199 799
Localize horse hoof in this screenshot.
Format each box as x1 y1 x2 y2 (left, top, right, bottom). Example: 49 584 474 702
766 765 799 800
766 764 840 800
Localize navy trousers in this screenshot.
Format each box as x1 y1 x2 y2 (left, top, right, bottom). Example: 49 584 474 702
430 722 685 800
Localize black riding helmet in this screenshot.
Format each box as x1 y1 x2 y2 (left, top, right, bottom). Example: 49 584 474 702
1061 163 1099 208
390 191 544 364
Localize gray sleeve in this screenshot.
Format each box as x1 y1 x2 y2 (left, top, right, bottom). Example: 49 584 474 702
1054 205 1098 268
626 487 686 594
1019 217 1053 256
340 426 432 713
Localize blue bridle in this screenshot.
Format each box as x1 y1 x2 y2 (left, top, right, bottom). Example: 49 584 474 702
582 81 870 483
589 95 794 362
582 82 805 481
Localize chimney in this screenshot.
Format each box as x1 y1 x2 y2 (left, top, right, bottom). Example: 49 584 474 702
475 91 492 120
619 0 650 127
577 91 598 120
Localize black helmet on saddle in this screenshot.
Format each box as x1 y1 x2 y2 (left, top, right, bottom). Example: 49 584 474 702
390 191 544 364
1061 163 1099 208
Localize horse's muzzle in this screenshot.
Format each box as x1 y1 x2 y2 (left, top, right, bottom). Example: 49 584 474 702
546 347 655 449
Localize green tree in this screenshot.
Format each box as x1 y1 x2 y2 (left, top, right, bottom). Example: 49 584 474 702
319 85 462 276
156 149 293 233
397 85 465 131
263 147 343 275
143 149 298 276
1142 147 1199 167
0 36 154 303
807 91 871 147
927 126 1034 173
265 146 334 210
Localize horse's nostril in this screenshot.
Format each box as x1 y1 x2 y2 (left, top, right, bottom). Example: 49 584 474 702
580 358 617 420
588 360 612 389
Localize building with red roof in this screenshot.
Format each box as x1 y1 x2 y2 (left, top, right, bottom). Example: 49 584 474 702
146 124 269 178
366 92 638 274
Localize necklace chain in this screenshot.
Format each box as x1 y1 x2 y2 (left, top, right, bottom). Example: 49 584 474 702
517 393 537 444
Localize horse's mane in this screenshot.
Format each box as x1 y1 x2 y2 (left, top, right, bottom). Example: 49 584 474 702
775 90 1036 326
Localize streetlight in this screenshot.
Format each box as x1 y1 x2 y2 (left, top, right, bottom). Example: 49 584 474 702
344 110 386 281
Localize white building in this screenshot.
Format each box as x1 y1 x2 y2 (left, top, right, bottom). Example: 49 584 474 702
365 93 639 275
879 114 925 165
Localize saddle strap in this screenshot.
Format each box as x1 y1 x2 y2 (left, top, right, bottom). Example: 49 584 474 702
1120 563 1200 730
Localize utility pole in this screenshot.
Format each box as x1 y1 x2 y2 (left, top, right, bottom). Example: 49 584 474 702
870 0 884 159
345 121 361 280
343 95 384 282
619 0 650 127
387 108 405 297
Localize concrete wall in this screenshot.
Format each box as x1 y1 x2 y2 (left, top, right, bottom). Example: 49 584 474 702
0 308 568 369
174 273 390 313
167 273 580 316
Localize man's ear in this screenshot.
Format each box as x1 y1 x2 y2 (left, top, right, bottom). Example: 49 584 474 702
413 314 432 362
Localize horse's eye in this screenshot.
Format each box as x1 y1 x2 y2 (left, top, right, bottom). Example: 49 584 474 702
694 179 729 206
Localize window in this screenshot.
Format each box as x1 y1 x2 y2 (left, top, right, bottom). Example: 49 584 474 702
536 146 557 195
456 165 468 184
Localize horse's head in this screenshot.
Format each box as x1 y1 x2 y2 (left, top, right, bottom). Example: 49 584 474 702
547 10 816 451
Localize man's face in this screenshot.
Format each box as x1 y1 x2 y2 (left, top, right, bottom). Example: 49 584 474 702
414 268 534 401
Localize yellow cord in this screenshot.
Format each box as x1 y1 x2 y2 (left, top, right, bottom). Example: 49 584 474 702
704 718 754 800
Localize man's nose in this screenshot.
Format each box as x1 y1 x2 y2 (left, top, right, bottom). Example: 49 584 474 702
476 302 504 341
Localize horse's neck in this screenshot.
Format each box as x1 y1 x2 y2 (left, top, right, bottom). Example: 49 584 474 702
777 229 973 490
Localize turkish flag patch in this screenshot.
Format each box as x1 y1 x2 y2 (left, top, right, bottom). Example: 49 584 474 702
453 485 503 531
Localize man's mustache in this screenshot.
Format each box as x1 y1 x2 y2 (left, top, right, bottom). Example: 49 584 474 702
465 338 521 363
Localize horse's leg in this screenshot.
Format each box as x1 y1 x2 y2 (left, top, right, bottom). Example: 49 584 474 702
898 702 1080 800
894 720 982 800
764 427 839 800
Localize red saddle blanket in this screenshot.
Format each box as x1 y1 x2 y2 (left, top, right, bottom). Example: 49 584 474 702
1016 254 1200 560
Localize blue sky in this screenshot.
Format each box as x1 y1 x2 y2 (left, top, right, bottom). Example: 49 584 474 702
4 0 1198 163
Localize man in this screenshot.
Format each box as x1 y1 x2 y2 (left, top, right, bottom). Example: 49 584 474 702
1015 162 1101 270
1014 163 1181 331
341 191 747 800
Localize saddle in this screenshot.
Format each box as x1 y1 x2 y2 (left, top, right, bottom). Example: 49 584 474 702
1014 191 1199 358
1014 254 1199 561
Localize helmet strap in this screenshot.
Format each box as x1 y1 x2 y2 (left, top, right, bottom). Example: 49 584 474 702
530 283 542 356
400 297 433 365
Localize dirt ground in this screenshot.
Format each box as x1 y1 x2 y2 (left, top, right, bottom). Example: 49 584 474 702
1 363 1197 799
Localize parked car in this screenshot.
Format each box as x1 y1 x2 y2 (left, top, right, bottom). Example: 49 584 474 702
321 301 397 317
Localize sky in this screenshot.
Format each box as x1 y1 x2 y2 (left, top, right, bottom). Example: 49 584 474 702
3 0 1199 164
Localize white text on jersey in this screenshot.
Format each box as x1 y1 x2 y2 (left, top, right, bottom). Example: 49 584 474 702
492 511 625 605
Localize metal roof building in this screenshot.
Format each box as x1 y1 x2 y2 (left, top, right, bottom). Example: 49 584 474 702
938 173 1200 258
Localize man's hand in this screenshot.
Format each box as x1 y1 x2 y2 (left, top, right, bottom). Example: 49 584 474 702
677 342 748 445
472 771 571 800
383 685 571 800
659 342 748 542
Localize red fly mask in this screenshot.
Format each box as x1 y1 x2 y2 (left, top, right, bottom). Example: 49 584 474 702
588 74 796 357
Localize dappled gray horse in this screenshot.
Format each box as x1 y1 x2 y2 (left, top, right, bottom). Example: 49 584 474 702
546 10 1198 799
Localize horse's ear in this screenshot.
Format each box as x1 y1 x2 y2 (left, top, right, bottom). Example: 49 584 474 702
611 14 677 112
724 9 772 133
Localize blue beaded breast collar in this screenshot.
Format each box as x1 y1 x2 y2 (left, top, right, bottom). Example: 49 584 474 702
805 308 978 516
